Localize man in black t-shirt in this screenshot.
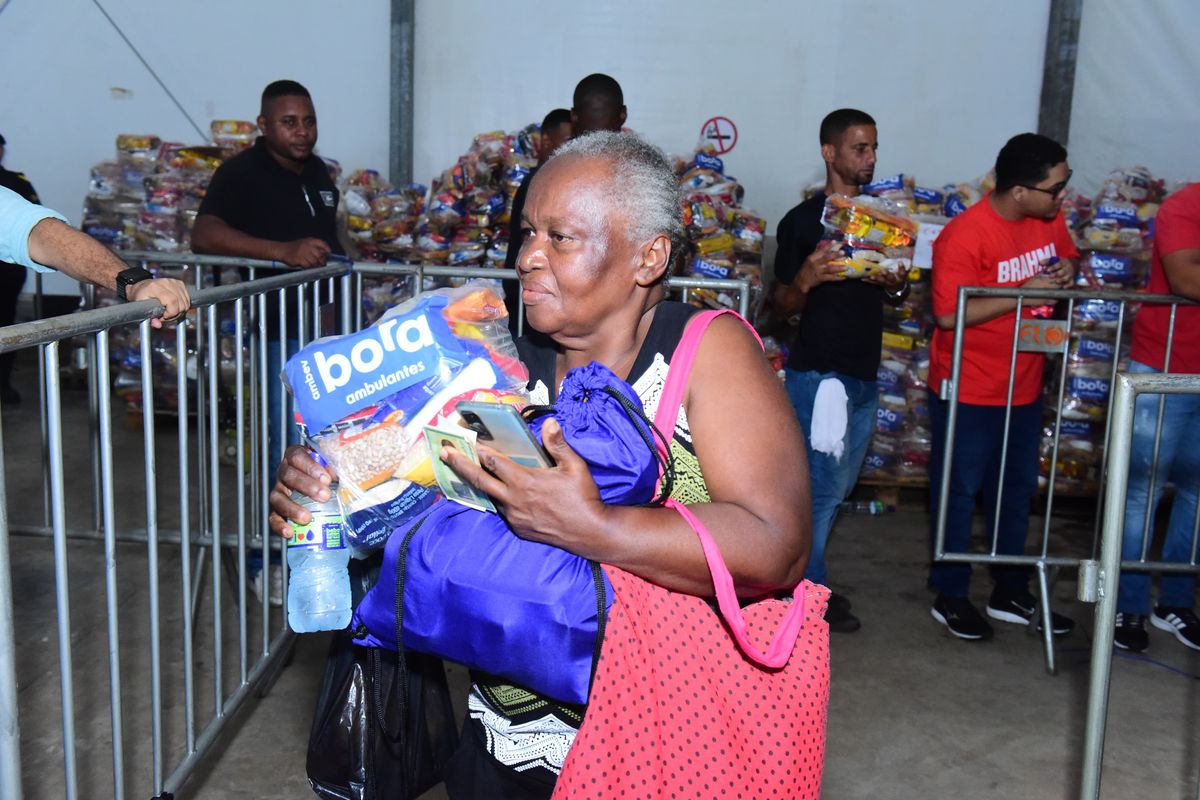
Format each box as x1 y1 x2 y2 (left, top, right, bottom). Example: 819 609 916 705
503 75 627 331
773 109 908 633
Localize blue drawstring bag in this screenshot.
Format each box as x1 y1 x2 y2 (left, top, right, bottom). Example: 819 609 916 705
350 361 670 705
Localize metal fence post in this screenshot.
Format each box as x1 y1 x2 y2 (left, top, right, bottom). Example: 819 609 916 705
0 413 23 799
1079 373 1135 800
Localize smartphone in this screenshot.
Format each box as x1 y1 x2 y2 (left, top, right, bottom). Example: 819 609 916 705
456 401 555 468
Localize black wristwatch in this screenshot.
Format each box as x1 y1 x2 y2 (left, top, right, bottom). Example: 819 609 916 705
115 267 154 301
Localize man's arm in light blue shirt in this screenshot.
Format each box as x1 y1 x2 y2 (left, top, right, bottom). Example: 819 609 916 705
0 184 67 271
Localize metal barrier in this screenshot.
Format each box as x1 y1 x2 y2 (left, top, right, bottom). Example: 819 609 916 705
934 285 1198 674
0 263 350 799
1079 370 1200 799
116 252 755 338
0 251 752 798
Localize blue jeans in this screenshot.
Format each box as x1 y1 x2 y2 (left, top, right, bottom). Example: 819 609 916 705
928 393 1041 598
1117 360 1200 614
785 368 878 586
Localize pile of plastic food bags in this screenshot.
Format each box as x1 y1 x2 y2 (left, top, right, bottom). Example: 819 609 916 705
834 176 935 483
676 149 768 317
283 282 528 552
84 121 343 423
1038 166 1165 494
83 128 237 414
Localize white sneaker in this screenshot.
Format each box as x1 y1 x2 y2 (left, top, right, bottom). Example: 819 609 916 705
250 564 284 607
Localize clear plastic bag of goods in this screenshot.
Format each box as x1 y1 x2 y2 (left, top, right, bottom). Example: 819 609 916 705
913 187 944 216
1059 371 1111 422
1075 250 1149 290
1071 298 1132 335
1097 166 1166 207
862 174 915 210
284 282 531 554
821 194 917 250
116 134 161 169
1081 200 1146 253
730 210 765 255
210 120 256 152
1039 419 1099 493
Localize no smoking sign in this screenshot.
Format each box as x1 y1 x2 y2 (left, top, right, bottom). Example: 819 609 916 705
700 116 738 154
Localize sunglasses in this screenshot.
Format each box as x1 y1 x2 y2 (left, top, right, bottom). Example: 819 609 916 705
1019 169 1072 197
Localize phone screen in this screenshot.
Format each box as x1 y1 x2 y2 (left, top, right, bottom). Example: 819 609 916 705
456 402 555 468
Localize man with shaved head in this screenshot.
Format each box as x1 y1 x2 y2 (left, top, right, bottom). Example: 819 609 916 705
503 74 627 324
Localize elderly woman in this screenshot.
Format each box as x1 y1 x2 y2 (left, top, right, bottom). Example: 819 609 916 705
270 131 813 799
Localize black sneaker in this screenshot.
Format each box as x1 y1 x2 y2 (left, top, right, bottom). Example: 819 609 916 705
1113 612 1149 652
986 588 1075 636
824 592 861 633
1151 606 1200 651
931 594 993 640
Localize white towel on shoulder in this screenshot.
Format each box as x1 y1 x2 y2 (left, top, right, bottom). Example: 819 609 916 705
810 378 848 460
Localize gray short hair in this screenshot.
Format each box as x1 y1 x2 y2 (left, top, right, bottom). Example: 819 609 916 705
548 131 685 267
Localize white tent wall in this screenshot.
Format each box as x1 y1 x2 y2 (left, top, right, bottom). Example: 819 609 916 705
414 0 1051 233
0 0 391 293
1068 0 1200 196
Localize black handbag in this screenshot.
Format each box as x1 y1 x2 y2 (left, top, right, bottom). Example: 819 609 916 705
305 557 459 799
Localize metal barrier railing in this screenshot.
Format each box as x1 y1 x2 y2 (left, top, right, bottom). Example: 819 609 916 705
1079 370 1200 799
115 251 755 336
0 263 350 799
0 251 753 798
935 285 1198 675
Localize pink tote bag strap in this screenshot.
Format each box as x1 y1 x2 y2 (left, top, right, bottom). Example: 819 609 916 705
652 308 803 668
651 309 762 450
667 498 808 667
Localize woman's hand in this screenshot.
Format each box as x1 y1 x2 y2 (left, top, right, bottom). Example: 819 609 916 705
438 418 609 557
268 445 337 538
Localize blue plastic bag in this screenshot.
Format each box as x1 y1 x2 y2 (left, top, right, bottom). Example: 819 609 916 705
352 362 665 704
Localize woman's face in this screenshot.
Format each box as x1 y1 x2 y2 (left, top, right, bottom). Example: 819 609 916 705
516 155 640 339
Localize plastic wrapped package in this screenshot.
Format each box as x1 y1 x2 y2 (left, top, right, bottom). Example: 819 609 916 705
1080 200 1145 253
1075 250 1149 290
284 283 529 552
1071 297 1133 337
821 194 917 250
486 231 509 266
1039 419 1100 494
730 210 765 255
210 120 256 152
862 174 915 209
449 228 489 266
1097 166 1166 207
116 134 161 169
913 187 944 216
684 194 725 238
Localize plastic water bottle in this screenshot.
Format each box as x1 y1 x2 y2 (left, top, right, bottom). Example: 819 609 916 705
286 486 351 633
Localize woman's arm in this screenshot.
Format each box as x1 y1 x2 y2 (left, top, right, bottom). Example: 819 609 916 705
442 315 811 596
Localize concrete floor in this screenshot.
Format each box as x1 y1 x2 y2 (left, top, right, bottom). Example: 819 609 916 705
4 349 1200 800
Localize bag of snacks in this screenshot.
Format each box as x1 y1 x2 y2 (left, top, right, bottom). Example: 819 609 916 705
284 283 530 552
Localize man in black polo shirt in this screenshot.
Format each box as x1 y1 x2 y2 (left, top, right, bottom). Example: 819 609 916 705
193 80 341 267
193 79 343 605
193 79 343 452
773 108 908 633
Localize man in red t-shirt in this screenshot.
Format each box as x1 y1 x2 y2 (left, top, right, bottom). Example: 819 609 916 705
1113 182 1200 653
926 133 1078 641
